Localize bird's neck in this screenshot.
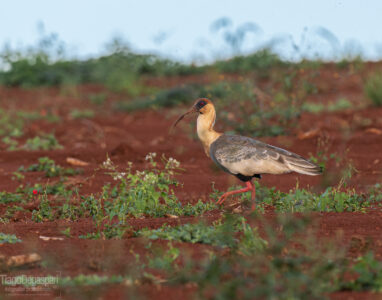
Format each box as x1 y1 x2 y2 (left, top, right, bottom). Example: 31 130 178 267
197 109 222 156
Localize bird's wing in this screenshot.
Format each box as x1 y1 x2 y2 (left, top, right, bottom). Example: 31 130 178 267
210 135 321 176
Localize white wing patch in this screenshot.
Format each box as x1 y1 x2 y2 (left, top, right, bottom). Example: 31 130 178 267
219 157 291 176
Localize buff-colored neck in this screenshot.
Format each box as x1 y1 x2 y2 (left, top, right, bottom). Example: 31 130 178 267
196 105 222 156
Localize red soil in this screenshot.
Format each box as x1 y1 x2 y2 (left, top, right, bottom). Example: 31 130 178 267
0 64 381 299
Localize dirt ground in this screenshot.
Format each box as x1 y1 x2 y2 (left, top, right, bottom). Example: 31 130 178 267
0 64 382 299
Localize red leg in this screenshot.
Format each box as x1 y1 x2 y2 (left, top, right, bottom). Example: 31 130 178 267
250 182 256 211
217 181 255 205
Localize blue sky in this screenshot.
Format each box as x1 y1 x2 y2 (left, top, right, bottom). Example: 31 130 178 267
1 0 381 62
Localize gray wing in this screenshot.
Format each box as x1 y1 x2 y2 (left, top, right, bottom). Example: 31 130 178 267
210 135 321 176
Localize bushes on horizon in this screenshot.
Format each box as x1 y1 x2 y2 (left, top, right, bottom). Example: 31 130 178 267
0 51 201 89
213 48 285 73
0 37 283 90
364 72 382 107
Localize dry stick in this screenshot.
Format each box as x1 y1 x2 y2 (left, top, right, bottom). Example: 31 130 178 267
0 253 42 270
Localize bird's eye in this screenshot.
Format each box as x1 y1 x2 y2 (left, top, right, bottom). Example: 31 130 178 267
196 100 207 109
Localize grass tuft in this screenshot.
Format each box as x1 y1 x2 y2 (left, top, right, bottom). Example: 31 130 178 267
364 72 382 106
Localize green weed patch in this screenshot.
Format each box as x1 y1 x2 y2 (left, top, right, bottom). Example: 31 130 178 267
19 157 82 178
0 233 21 244
138 215 267 252
79 155 216 239
212 182 382 213
23 133 62 151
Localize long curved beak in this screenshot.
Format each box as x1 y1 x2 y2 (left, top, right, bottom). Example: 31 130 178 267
172 106 197 128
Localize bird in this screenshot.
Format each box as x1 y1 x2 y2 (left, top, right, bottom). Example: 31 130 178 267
173 98 322 211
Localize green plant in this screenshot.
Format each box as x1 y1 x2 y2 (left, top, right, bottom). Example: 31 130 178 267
0 109 60 139
70 109 95 119
101 154 181 218
303 98 352 114
116 85 198 111
138 215 266 250
80 154 215 239
282 71 296 92
147 243 180 271
0 191 24 204
302 102 325 113
0 109 24 137
0 233 21 244
59 197 86 221
31 194 54 222
19 157 82 177
364 72 382 107
11 171 25 181
4 205 25 219
2 136 19 150
302 80 318 94
165 214 346 300
328 98 352 111
268 185 372 213
211 181 382 213
342 252 382 292
23 133 63 150
309 136 332 169
21 182 80 222
19 181 75 198
88 93 107 105
61 227 71 237
100 154 215 218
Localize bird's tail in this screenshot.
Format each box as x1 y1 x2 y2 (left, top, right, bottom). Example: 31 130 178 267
282 155 322 176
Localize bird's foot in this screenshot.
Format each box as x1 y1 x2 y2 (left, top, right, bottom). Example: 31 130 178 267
224 200 255 214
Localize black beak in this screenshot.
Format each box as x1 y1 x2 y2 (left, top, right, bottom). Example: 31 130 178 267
172 106 197 128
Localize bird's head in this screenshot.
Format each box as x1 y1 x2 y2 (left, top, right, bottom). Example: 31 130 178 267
194 98 212 114
172 98 214 127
